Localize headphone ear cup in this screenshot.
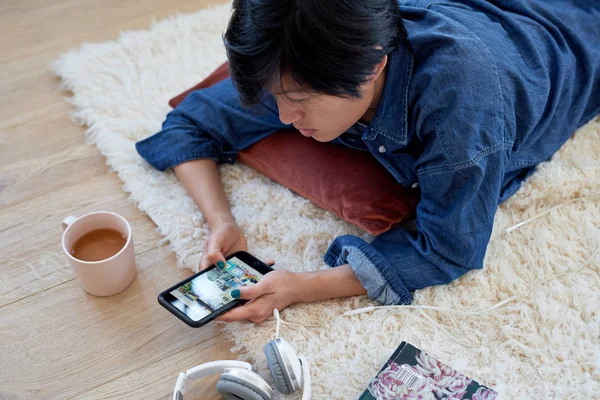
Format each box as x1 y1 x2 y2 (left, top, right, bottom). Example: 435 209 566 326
264 341 292 394
217 369 273 400
216 378 269 400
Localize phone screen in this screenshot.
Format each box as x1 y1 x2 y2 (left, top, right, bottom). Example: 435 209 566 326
166 256 265 321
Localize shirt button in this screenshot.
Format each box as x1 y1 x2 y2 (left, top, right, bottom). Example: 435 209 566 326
378 145 386 153
412 182 419 188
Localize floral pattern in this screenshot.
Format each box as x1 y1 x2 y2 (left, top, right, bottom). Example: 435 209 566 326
472 387 498 400
415 351 472 398
360 342 497 400
368 361 434 400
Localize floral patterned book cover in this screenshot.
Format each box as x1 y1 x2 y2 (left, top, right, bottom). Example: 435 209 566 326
359 341 498 400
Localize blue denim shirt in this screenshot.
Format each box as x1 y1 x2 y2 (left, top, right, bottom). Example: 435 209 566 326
136 0 600 305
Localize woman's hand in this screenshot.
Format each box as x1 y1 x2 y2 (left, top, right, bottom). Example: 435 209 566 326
217 264 368 324
216 269 302 324
199 221 247 271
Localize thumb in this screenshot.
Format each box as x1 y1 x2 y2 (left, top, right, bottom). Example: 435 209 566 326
232 281 271 300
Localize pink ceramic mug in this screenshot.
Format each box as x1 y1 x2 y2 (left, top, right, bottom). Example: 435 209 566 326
61 211 137 296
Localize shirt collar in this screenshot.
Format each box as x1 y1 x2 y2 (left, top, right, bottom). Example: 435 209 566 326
363 39 413 146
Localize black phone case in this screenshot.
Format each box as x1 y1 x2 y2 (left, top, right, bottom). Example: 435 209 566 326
157 251 273 328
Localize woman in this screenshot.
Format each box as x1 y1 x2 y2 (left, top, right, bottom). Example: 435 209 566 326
136 0 600 323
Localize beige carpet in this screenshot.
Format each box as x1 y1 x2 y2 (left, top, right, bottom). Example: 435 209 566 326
53 3 600 399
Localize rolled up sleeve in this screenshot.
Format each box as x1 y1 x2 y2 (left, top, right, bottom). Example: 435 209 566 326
136 125 230 171
136 78 289 171
324 148 509 305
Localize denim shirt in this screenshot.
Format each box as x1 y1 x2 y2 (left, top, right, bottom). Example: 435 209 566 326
136 0 600 305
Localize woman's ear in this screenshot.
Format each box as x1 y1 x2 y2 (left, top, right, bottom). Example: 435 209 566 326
370 55 388 81
376 55 388 76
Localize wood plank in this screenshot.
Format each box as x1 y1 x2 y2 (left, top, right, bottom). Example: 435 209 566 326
0 125 105 207
0 1 238 398
0 0 227 125
0 244 234 399
71 334 236 400
0 0 215 60
0 109 80 168
0 172 168 306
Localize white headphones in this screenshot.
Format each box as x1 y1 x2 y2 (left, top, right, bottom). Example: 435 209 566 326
173 337 311 400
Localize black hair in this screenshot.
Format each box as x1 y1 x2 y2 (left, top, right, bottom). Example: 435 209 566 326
223 0 407 105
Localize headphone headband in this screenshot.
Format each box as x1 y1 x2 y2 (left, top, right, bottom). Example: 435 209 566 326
299 356 311 400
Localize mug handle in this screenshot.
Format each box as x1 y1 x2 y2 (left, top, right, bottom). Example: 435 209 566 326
62 215 78 231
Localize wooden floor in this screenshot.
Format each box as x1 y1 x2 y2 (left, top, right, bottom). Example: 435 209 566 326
0 1 235 399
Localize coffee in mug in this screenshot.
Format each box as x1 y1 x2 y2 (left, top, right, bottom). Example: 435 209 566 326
61 211 137 297
71 228 127 262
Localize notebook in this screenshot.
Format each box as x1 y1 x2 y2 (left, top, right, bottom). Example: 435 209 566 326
359 341 498 399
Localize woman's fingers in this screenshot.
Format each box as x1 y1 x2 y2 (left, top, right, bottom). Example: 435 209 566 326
200 233 227 270
216 306 250 322
266 259 275 266
217 279 276 322
233 280 273 300
207 250 227 268
216 302 271 323
199 251 225 271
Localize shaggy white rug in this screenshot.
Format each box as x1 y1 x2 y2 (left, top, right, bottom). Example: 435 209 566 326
53 3 600 399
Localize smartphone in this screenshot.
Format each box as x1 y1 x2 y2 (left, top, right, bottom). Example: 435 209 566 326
158 251 274 328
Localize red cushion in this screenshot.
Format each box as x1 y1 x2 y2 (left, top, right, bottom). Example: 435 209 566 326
169 62 418 234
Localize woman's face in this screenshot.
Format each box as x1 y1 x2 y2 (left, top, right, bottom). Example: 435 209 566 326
270 59 387 142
